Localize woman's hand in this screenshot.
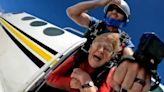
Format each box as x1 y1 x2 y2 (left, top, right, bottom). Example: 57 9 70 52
70 78 81 89
71 68 92 84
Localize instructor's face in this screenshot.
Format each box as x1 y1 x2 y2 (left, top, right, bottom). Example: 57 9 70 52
106 5 125 21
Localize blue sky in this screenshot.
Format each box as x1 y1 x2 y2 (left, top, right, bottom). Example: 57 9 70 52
0 0 164 83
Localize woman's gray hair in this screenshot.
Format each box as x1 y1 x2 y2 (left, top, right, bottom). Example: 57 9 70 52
92 33 122 54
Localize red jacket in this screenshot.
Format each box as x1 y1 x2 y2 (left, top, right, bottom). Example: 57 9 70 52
47 53 115 92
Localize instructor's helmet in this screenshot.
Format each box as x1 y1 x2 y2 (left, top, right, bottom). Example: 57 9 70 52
104 0 130 27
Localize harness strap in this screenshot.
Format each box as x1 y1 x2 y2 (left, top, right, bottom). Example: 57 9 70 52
118 55 135 65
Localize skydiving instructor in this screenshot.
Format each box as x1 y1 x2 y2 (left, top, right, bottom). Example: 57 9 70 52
66 0 151 92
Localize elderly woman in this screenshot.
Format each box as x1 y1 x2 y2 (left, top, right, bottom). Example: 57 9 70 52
47 33 122 92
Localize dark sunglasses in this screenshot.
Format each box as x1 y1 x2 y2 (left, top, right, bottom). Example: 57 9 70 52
107 4 125 16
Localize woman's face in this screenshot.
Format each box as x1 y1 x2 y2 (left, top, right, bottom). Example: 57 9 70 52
88 41 114 68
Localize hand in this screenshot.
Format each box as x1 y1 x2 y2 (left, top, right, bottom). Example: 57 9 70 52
110 61 151 92
97 0 115 6
111 0 121 4
71 68 91 84
70 78 81 89
97 0 121 7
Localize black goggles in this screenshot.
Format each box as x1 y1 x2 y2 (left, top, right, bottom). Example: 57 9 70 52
106 4 126 18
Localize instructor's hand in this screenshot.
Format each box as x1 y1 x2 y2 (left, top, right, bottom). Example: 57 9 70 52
111 61 151 92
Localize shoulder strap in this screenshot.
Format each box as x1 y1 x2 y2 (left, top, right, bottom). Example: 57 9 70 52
119 31 131 48
92 61 116 88
82 21 106 52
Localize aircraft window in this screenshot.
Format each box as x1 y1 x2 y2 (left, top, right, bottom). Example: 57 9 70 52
30 21 47 26
43 27 64 36
11 12 22 14
22 16 35 20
